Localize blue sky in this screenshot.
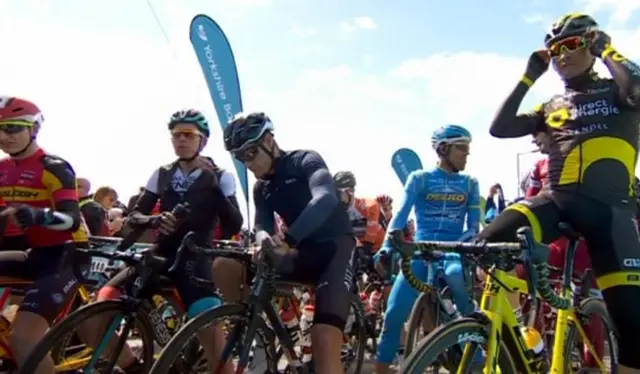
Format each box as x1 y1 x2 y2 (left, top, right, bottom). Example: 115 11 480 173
0 0 639 221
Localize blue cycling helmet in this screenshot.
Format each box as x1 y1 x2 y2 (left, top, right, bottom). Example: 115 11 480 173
431 124 472 151
168 109 210 138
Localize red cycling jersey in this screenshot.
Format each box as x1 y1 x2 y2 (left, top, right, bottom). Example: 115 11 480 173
0 148 89 248
526 158 549 198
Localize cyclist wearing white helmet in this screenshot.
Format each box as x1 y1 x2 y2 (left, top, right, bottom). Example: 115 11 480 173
373 124 481 373
217 111 354 374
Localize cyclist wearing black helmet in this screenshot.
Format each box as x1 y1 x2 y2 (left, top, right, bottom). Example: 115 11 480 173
95 109 243 373
216 111 354 374
487 12 640 372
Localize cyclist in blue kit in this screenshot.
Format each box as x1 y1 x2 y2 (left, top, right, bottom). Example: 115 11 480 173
373 124 481 374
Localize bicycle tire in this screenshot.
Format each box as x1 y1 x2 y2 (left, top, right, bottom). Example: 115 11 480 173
403 291 433 358
563 296 618 372
149 303 278 374
17 300 155 374
400 316 518 373
345 291 367 374
50 289 93 362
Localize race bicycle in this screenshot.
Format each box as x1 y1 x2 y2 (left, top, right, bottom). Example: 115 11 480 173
17 204 192 374
390 224 616 373
150 231 367 374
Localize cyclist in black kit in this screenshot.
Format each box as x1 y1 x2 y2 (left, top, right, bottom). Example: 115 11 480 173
215 111 354 374
485 13 640 372
96 109 243 373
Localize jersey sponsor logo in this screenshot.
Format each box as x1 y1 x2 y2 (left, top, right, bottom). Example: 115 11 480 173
574 99 620 117
622 258 640 268
561 123 609 136
425 193 466 202
546 99 620 129
170 168 203 195
0 186 41 200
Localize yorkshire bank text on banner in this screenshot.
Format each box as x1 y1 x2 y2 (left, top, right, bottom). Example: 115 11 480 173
189 14 249 207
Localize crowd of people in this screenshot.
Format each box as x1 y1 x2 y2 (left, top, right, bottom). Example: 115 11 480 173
0 10 639 374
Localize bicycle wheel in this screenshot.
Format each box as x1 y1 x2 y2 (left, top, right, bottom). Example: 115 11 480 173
149 303 278 374
17 300 155 374
344 292 367 374
403 291 436 358
400 316 518 373
564 297 618 373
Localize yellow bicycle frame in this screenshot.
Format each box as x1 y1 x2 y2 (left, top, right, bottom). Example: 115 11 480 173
464 267 607 374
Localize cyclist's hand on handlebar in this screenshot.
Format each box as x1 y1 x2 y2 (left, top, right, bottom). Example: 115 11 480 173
156 211 177 235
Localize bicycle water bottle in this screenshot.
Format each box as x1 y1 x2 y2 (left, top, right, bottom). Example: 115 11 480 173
441 299 459 319
520 326 550 372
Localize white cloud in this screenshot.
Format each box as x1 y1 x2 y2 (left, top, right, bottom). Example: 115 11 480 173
340 16 378 33
290 25 317 37
0 0 638 227
580 0 640 25
523 12 553 28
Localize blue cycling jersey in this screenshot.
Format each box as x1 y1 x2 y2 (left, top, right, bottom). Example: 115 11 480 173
376 166 482 365
386 166 481 243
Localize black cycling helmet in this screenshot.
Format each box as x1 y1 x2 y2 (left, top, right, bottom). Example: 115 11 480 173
223 112 274 151
333 171 357 189
545 13 599 47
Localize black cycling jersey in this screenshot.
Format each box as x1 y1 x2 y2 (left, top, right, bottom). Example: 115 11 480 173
252 149 355 330
254 149 353 247
133 160 243 249
487 47 640 368
491 57 640 209
109 160 243 310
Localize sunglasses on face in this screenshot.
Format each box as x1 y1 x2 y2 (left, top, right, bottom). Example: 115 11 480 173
451 143 470 153
548 36 587 58
171 130 201 140
0 121 31 135
233 145 260 162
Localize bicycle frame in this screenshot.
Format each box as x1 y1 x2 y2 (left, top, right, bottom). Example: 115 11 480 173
472 268 607 373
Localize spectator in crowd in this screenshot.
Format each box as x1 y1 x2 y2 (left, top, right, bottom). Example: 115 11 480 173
484 183 505 223
94 186 118 210
77 177 109 236
94 186 122 236
107 207 125 237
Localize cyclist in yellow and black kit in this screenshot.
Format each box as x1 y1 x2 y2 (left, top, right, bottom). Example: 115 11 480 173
485 13 640 372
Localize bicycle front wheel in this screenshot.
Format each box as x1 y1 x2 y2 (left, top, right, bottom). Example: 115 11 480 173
400 316 518 373
404 291 436 358
149 303 278 374
17 300 155 374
